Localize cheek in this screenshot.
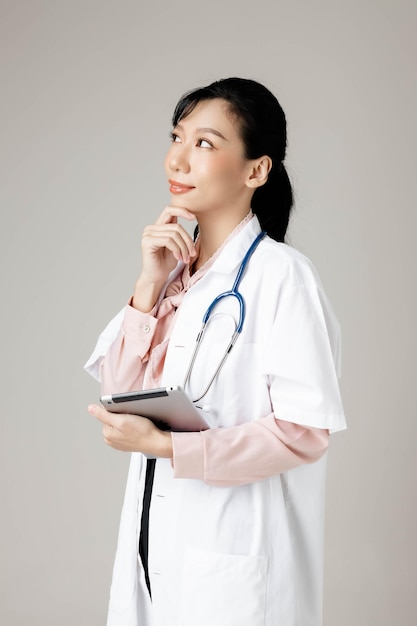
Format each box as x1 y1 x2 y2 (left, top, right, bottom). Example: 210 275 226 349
200 155 245 186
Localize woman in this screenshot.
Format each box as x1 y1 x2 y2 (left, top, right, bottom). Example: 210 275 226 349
85 77 346 626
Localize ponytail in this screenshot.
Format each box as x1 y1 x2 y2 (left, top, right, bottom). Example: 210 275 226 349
251 162 293 243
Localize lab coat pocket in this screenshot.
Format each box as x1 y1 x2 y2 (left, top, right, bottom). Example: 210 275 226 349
177 547 268 626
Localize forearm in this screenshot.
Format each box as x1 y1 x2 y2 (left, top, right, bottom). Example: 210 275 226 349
100 304 158 395
171 415 329 487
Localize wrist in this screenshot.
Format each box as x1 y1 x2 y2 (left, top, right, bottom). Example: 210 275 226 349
132 276 165 313
156 430 173 458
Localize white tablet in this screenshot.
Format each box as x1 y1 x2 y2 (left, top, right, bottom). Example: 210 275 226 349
100 386 209 432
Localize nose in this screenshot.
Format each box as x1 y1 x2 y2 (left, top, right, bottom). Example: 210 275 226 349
166 142 191 174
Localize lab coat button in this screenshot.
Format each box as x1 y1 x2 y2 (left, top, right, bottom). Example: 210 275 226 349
143 324 151 333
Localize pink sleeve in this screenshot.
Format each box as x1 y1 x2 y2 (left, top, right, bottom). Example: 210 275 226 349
100 304 158 395
171 415 329 486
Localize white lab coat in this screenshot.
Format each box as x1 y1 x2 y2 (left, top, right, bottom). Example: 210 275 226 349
85 216 346 626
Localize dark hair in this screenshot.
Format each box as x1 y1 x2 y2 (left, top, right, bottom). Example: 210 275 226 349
172 77 293 242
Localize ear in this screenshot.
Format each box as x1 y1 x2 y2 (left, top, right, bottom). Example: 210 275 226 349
245 156 272 189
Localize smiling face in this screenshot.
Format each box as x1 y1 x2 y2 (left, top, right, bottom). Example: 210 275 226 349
164 99 256 222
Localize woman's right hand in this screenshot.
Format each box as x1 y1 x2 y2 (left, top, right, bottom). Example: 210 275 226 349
132 206 197 312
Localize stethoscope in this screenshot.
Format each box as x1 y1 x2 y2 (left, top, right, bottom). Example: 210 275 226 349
183 230 267 404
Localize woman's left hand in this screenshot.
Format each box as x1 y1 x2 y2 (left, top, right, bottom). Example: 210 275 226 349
88 404 173 458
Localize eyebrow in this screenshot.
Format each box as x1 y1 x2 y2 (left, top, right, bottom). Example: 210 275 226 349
196 127 229 141
175 123 229 142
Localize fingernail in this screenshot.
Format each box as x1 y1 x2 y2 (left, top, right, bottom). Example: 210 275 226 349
88 404 98 415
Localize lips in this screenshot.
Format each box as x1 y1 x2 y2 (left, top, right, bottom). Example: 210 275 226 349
168 179 195 194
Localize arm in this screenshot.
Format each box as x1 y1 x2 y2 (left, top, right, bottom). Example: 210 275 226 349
89 206 197 450
99 206 197 395
87 405 327 484
171 415 329 487
99 304 159 395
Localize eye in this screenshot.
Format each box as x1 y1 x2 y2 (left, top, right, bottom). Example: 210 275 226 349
170 132 181 143
197 138 213 149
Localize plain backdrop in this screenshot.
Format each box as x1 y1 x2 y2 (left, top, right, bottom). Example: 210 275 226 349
1 1 416 624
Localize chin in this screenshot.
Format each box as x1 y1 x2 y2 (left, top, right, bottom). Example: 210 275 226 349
170 196 193 208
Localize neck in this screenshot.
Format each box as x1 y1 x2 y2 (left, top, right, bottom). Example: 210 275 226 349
193 208 252 271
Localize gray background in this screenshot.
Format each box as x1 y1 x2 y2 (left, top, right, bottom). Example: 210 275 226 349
1 0 416 624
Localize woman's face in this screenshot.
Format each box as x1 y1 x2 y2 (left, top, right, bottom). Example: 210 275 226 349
164 98 254 217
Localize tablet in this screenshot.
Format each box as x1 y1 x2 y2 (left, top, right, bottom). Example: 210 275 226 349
100 386 209 432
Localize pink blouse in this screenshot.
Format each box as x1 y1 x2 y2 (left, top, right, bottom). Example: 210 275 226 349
100 218 329 487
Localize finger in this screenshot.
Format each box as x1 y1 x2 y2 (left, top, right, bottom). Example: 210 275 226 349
155 205 196 225
143 227 197 261
88 404 119 428
143 231 197 262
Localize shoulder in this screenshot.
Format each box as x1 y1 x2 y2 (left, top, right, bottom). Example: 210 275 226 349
254 236 323 292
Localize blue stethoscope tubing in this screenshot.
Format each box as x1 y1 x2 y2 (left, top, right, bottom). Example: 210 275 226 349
183 230 267 403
